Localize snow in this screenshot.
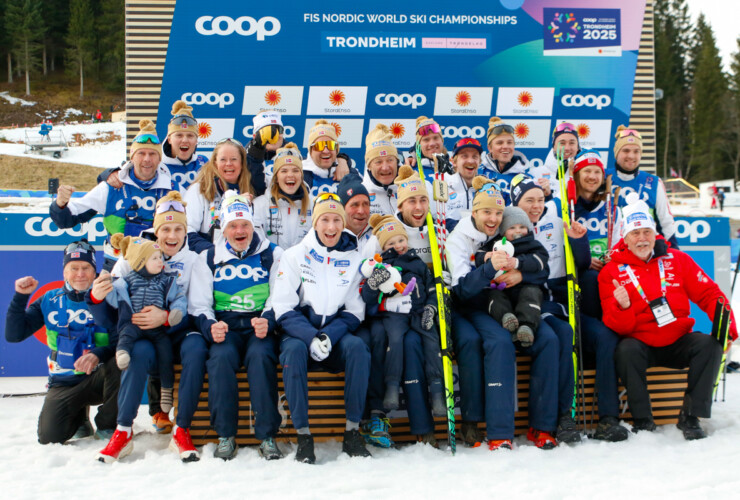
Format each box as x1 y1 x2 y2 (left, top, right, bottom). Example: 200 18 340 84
64 108 85 118
0 91 36 106
1 371 739 498
0 121 125 169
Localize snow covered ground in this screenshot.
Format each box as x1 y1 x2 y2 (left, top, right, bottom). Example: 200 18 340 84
0 121 125 169
1 372 739 499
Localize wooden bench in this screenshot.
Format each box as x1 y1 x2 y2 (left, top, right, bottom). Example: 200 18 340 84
173 358 689 446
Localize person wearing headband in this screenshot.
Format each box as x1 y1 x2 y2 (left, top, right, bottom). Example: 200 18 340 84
253 142 313 249
606 125 679 248
50 119 173 271
600 193 735 440
479 117 530 205
187 190 285 461
5 240 119 446
271 196 372 463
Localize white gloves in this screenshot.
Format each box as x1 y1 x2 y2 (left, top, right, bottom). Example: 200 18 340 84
441 270 452 287
310 333 332 361
384 295 412 314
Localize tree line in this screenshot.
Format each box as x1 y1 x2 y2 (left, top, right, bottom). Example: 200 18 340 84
0 0 123 97
655 0 740 185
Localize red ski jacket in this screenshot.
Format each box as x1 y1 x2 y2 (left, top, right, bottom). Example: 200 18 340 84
599 236 737 347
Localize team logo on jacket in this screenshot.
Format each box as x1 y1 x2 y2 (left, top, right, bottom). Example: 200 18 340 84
334 260 350 267
214 264 268 282
309 249 324 263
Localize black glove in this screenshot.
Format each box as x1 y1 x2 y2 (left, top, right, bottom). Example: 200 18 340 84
421 304 437 330
366 266 392 291
434 153 455 175
247 139 266 162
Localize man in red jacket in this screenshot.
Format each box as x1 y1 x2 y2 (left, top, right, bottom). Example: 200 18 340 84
599 193 736 440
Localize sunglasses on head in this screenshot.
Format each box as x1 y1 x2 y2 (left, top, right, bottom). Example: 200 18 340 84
64 240 95 254
217 137 244 148
491 124 515 135
315 192 341 204
156 200 186 214
133 134 161 145
479 182 501 192
455 138 481 148
554 122 577 134
417 123 441 137
275 148 301 159
312 140 337 151
618 128 642 139
170 115 197 127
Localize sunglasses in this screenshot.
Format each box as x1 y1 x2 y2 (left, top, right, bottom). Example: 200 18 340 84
257 124 284 145
490 124 515 135
133 134 161 145
479 182 501 192
455 138 481 148
618 128 642 139
170 115 197 127
315 192 341 204
417 123 441 137
156 200 186 214
312 140 337 151
217 137 244 148
554 122 577 134
275 148 301 160
64 240 95 254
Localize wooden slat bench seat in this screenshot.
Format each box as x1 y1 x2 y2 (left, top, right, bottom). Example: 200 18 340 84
173 359 689 446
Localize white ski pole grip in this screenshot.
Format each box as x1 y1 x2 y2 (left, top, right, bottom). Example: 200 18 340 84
433 178 449 202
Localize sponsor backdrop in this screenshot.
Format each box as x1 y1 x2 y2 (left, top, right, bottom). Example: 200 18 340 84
156 0 647 171
0 215 728 376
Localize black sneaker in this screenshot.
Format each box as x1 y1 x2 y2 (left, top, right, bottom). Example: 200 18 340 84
72 420 94 440
460 421 484 448
258 437 284 460
295 434 316 464
631 417 657 433
592 416 629 442
418 431 439 449
342 429 372 458
677 412 707 441
556 413 582 444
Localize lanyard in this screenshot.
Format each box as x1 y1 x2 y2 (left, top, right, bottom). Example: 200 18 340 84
620 258 667 304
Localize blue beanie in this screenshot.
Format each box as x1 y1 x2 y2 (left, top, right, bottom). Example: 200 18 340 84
510 174 543 207
337 173 370 206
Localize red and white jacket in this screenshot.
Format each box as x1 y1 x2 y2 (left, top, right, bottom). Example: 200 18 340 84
599 236 737 347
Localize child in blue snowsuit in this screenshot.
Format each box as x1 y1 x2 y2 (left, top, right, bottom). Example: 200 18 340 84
361 214 445 417
104 233 187 412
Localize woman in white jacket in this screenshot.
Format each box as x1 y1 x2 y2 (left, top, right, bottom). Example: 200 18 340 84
252 143 313 249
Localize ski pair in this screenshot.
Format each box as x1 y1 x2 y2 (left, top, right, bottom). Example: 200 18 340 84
711 297 732 400
556 148 587 433
414 143 456 455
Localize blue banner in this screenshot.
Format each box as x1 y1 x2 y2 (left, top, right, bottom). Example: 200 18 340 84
156 0 647 172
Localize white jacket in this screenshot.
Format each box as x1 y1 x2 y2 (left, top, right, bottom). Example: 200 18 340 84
362 169 398 216
445 215 495 287
183 182 219 237
271 229 365 346
533 200 566 280
445 172 476 223
253 192 313 250
528 149 568 198
398 215 433 266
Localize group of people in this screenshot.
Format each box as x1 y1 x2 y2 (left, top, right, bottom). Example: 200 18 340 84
5 99 735 465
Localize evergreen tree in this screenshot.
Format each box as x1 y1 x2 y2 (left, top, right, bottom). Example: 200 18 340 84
728 38 740 184
687 15 729 183
0 0 11 83
97 0 124 89
65 0 95 98
4 0 46 95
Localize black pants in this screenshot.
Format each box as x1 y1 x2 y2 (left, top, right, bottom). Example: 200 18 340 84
486 284 542 331
381 312 442 388
615 332 722 419
37 357 120 444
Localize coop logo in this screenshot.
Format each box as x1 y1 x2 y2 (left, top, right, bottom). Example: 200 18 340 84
214 264 269 282
578 216 608 234
675 219 711 244
181 92 235 108
172 171 198 187
115 196 158 211
375 93 426 109
561 93 612 110
47 310 93 326
24 217 107 242
242 125 296 138
195 16 281 41
441 125 486 139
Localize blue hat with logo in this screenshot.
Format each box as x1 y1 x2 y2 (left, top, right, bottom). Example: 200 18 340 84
510 173 543 207
337 173 370 206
